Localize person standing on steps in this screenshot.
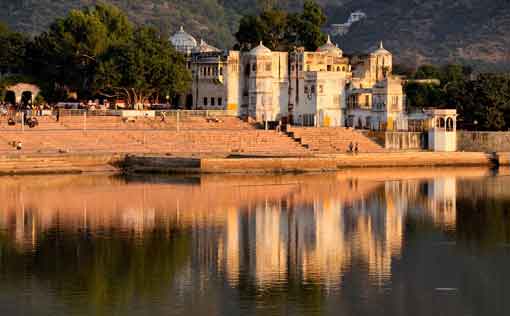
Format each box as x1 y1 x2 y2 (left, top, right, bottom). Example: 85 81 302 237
354 142 359 154
348 141 354 153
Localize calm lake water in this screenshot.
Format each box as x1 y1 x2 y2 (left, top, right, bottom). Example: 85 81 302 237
0 168 509 316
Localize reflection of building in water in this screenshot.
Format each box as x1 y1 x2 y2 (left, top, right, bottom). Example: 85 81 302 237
299 199 350 288
253 202 288 287
0 173 461 291
352 189 405 284
217 207 241 286
426 177 457 229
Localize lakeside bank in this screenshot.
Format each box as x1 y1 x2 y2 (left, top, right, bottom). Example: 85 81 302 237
1 151 507 176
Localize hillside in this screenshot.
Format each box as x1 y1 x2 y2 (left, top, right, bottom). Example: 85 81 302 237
1 0 510 71
330 0 510 71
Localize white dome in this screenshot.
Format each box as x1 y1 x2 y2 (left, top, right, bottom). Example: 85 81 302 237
372 41 391 55
317 35 343 56
249 42 272 56
170 26 198 54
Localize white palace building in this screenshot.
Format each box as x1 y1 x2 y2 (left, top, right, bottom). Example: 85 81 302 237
170 27 414 132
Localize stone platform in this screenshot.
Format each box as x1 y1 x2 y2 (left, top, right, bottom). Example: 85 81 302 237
0 151 505 176
123 152 498 174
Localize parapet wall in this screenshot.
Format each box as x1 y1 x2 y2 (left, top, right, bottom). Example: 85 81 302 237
457 131 510 152
380 131 510 152
384 132 427 150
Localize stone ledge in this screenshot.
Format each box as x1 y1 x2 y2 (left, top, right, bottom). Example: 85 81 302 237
199 152 493 174
0 151 500 176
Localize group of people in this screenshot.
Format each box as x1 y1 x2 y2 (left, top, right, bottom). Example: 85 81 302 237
348 141 360 154
0 102 52 117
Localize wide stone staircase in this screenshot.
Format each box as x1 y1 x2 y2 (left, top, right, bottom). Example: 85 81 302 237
0 114 387 157
0 116 310 157
286 126 385 153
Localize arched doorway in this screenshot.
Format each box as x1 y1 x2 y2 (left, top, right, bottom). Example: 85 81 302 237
185 94 193 109
21 91 33 105
4 91 15 104
5 83 41 105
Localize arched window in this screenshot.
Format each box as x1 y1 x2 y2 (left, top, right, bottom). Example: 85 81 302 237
4 91 15 104
337 66 341 71
437 117 445 128
21 91 32 105
446 117 454 131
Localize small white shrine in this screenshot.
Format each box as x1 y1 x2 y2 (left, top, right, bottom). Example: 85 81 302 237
427 109 457 152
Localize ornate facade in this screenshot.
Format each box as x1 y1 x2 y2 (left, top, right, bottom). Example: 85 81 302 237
170 28 407 130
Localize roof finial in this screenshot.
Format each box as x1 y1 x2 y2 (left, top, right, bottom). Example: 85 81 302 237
180 25 184 31
379 41 384 49
259 41 263 46
326 34 332 44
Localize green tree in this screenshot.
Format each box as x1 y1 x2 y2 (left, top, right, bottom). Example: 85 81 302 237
413 65 441 80
235 9 289 50
235 0 326 51
0 22 29 75
293 0 327 50
484 106 506 131
94 27 191 109
28 3 132 100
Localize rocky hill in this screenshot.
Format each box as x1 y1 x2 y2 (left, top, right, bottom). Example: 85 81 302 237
330 0 510 71
1 0 509 71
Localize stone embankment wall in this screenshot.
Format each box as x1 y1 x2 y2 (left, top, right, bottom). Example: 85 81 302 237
457 131 510 152
199 152 493 173
0 153 123 175
0 151 502 176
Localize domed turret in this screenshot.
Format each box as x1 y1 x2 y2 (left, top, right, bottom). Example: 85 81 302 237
317 35 343 56
249 42 272 57
170 26 198 54
372 41 391 56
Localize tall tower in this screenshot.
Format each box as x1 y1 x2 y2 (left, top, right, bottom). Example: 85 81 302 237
248 42 274 121
370 41 393 82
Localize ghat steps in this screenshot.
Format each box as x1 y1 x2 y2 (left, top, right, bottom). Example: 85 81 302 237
0 116 308 157
287 126 385 153
0 116 384 157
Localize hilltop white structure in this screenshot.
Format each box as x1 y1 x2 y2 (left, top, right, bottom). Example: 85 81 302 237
330 10 367 36
170 27 408 131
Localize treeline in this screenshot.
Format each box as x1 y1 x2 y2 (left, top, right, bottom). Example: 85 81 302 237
405 64 510 131
0 3 191 108
235 0 327 51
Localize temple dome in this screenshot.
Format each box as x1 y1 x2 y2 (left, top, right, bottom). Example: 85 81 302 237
317 35 343 56
249 42 272 56
170 26 198 54
372 41 391 55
